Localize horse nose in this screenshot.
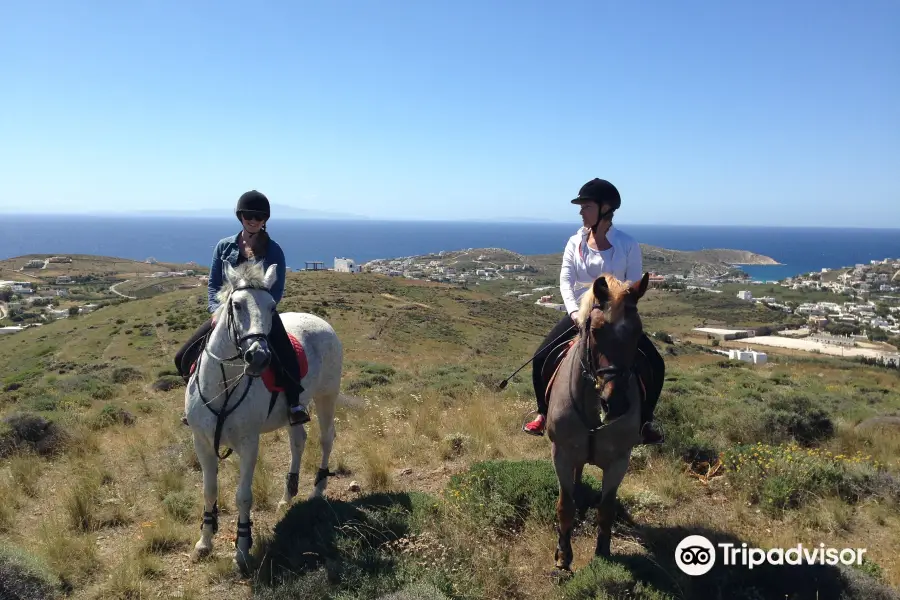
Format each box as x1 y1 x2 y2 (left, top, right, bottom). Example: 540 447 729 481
244 349 254 363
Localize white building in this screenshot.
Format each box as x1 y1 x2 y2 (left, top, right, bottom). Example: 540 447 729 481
728 348 768 364
737 290 753 301
334 257 360 273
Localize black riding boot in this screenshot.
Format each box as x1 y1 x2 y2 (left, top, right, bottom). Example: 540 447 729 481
269 313 310 426
175 318 214 383
637 334 665 445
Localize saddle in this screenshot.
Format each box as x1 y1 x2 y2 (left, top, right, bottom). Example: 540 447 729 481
190 332 309 393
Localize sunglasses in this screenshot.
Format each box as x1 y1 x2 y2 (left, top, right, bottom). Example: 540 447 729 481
240 211 267 222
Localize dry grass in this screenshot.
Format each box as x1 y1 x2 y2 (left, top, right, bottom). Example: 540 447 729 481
1 269 899 599
8 453 43 498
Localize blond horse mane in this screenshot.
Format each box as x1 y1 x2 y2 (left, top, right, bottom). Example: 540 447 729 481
576 274 632 329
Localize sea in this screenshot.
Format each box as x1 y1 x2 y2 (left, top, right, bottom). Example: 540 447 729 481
3 216 899 281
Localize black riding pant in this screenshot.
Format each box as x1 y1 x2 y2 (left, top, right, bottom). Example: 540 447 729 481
531 314 579 415
531 314 664 422
174 313 303 405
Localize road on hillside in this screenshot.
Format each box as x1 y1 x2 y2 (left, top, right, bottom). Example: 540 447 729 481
109 281 137 300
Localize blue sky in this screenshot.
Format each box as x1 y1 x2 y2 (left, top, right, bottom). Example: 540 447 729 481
1 1 897 227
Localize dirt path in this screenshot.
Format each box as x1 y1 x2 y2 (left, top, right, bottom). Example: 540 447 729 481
109 281 137 299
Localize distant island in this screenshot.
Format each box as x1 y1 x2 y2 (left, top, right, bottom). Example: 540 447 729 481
12 203 365 221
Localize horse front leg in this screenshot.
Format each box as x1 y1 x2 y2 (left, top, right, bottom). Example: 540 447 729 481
234 436 260 575
596 457 629 558
278 416 307 510
191 433 219 561
552 443 577 572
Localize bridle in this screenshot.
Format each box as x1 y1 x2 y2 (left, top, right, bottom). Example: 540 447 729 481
572 303 638 437
193 284 273 460
202 284 272 365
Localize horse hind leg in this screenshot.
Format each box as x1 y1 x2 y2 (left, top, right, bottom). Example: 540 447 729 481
552 443 578 572
595 457 629 558
278 413 307 511
311 390 338 498
191 434 219 562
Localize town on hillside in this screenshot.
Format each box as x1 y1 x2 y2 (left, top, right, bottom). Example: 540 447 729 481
3 251 898 368
359 249 900 368
0 255 208 335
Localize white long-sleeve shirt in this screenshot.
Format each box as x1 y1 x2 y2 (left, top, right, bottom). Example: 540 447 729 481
559 225 643 316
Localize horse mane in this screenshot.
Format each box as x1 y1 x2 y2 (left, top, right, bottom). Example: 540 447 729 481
576 274 631 328
214 261 269 315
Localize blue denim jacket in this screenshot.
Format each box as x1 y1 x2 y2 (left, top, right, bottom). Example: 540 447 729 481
207 232 287 313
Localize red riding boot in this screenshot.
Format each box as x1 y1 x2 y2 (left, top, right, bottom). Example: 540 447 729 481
523 414 546 436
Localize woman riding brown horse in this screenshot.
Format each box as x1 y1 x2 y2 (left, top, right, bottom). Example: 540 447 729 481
524 178 664 445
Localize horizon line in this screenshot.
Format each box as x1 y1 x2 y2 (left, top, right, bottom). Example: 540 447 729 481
3 211 900 231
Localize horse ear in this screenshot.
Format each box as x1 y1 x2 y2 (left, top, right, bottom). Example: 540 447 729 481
592 276 610 303
223 261 237 284
263 264 279 290
631 272 650 300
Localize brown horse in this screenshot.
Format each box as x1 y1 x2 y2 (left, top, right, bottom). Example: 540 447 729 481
546 272 650 571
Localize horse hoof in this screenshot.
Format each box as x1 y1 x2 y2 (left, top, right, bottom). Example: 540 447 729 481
550 566 573 580
191 545 212 562
233 553 253 578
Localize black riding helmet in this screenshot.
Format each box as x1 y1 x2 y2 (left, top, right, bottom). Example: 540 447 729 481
571 178 620 228
235 190 271 222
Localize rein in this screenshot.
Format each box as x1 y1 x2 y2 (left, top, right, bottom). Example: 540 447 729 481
194 284 272 460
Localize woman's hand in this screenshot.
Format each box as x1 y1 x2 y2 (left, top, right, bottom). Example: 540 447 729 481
570 311 581 327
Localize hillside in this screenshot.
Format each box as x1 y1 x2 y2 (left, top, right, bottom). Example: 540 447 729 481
0 254 205 283
0 266 898 600
526 244 778 279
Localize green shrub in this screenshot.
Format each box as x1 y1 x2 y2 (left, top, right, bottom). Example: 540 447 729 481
563 556 675 600
111 366 142 384
446 460 601 533
346 363 397 393
723 442 894 516
0 545 64 600
0 413 68 458
91 404 135 429
762 393 834 446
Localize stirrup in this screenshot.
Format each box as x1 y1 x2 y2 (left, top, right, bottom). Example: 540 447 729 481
289 407 310 426
639 421 664 445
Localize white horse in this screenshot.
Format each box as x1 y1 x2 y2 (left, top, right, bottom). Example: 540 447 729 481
184 260 343 573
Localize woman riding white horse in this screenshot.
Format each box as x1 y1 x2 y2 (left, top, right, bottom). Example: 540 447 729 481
175 190 309 426
181 195 344 574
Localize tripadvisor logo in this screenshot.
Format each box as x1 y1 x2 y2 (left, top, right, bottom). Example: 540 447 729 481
675 535 867 576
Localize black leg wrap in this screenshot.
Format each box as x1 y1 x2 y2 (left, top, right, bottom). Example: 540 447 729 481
314 467 337 486
286 472 299 497
236 520 253 549
202 505 219 534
